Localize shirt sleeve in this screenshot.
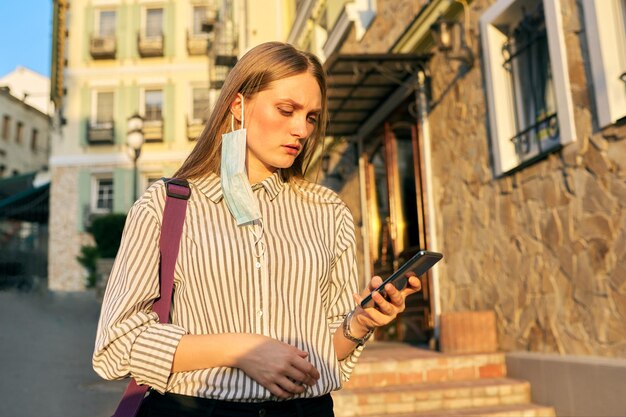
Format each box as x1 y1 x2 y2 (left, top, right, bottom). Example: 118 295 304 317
325 203 366 382
92 187 187 394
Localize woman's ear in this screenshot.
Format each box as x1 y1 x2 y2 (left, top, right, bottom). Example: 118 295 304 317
229 94 244 124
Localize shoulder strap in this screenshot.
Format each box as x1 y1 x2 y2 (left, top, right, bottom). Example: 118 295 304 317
111 178 191 417
153 178 191 321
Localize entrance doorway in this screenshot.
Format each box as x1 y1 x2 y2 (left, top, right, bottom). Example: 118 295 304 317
363 117 433 345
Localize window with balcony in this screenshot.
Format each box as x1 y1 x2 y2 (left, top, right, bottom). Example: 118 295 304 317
88 91 115 145
92 176 113 213
188 87 210 140
480 0 576 175
139 7 164 57
144 89 163 142
188 5 214 55
91 10 116 59
583 0 626 127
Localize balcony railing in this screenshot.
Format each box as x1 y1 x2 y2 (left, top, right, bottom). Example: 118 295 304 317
138 33 164 57
144 120 163 142
87 121 114 145
213 21 237 67
210 64 229 89
90 35 116 59
187 117 206 141
187 31 210 56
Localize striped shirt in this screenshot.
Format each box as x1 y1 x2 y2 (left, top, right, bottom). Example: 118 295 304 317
93 171 364 401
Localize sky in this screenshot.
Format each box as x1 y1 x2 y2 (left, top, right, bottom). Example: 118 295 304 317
0 1 52 78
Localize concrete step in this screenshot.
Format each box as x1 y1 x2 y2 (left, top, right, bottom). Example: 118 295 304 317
368 403 556 417
333 378 531 417
346 342 506 389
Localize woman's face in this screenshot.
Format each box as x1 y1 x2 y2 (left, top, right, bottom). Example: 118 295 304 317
234 72 322 183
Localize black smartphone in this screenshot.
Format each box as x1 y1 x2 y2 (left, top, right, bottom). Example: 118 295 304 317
360 250 443 309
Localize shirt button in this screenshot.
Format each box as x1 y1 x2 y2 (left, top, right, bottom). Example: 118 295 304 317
258 409 267 417
257 310 263 318
255 262 261 269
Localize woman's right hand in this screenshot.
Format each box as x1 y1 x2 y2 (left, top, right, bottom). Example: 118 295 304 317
234 334 320 399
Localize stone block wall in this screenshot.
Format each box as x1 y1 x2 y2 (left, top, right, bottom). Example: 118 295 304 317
49 166 92 291
429 0 626 357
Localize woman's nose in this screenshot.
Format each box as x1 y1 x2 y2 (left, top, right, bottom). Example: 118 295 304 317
291 116 309 138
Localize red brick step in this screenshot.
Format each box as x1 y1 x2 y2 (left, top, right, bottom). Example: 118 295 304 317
370 403 556 417
345 343 506 389
333 377 531 416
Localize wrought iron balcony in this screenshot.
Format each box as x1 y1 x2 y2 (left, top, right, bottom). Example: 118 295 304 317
90 35 116 59
186 116 205 141
143 119 163 142
87 121 114 145
187 31 211 56
210 64 229 89
138 33 164 57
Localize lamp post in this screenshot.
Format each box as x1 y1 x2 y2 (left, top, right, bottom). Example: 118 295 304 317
126 113 144 202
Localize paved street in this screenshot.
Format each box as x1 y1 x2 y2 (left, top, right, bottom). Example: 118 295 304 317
0 289 127 417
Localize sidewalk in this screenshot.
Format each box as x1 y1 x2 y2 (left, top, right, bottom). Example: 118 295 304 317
0 289 126 417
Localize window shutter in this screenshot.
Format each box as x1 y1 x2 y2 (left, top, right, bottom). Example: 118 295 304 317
164 83 175 143
80 87 91 146
113 168 134 213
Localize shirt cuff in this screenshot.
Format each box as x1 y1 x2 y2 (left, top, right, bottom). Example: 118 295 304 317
329 317 367 383
129 322 187 393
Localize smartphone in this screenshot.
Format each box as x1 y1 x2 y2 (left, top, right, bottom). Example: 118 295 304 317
360 250 443 309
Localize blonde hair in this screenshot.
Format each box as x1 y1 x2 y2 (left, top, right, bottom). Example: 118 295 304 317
174 42 328 181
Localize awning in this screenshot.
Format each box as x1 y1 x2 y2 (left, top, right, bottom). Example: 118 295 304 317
0 173 50 223
324 53 430 137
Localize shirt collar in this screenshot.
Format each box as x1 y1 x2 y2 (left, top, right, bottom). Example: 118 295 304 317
191 170 285 203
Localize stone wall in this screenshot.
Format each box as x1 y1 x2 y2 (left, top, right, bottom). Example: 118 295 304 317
49 166 91 291
429 0 626 357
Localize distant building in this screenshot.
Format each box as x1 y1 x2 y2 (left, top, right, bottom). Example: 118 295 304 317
0 83 50 177
0 66 52 116
49 0 293 291
0 68 51 290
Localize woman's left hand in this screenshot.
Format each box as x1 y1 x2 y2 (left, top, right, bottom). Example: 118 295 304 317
351 275 422 332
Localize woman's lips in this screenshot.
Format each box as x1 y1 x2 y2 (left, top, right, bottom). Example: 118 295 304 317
283 144 301 155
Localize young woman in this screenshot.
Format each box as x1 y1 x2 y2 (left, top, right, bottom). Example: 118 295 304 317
94 41 422 417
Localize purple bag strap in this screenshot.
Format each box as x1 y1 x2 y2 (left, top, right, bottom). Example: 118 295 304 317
111 179 191 417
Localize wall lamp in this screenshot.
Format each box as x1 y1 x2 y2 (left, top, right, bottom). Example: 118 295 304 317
430 17 475 68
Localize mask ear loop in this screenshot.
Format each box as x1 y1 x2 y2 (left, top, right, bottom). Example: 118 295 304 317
229 95 245 131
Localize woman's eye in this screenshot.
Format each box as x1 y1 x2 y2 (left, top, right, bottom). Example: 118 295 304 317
278 108 293 116
307 115 318 125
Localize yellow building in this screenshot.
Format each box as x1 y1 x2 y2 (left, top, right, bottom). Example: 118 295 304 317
49 0 291 290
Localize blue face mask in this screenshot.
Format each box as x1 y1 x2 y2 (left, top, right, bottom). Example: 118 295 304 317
220 96 262 226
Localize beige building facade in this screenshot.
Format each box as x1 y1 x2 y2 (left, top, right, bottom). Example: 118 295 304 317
285 1 625 412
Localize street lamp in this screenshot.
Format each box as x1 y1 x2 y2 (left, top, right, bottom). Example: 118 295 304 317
126 113 144 201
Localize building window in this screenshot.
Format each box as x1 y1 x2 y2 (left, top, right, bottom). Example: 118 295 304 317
88 91 115 144
31 129 38 152
145 89 163 121
143 89 164 142
98 10 116 37
583 0 626 127
192 87 210 121
2 115 9 140
92 176 114 213
146 8 164 38
91 9 117 59
94 91 114 125
192 6 208 36
480 0 576 176
15 121 23 144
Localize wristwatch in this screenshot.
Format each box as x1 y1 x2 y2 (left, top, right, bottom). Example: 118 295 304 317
342 309 374 346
